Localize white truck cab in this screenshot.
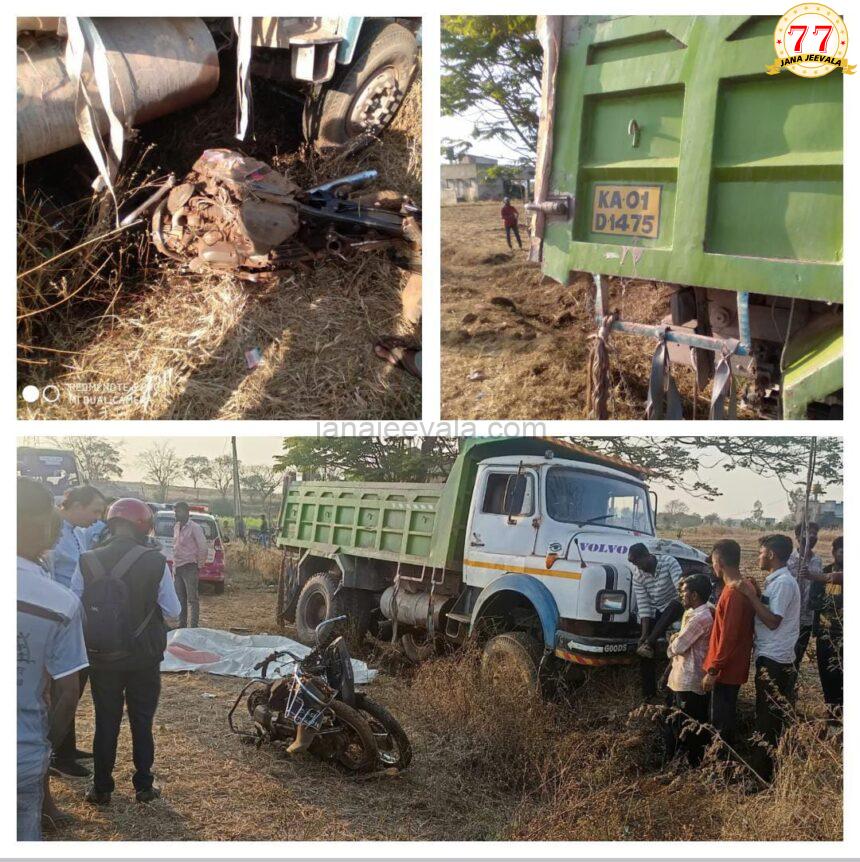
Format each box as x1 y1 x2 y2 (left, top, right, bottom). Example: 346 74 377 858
460 452 709 668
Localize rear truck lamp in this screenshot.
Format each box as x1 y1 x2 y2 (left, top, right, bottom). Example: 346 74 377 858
596 590 627 615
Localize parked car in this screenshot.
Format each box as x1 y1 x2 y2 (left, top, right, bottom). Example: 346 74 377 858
154 509 228 594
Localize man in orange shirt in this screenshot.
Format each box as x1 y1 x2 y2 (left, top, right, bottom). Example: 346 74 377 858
702 539 757 748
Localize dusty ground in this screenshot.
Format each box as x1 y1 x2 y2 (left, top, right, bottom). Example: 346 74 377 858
46 535 841 842
18 42 421 420
441 202 756 421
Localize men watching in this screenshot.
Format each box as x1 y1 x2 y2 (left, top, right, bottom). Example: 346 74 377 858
628 543 684 699
17 479 88 840
70 498 180 804
702 539 757 750
810 536 843 720
737 534 801 782
172 502 208 629
788 522 822 670
49 485 106 779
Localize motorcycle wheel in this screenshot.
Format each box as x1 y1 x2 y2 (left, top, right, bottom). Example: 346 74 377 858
328 700 378 773
354 693 412 770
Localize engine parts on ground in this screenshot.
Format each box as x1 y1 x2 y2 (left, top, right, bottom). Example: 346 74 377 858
150 149 419 281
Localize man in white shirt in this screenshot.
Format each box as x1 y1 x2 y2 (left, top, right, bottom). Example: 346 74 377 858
17 479 88 841
788 521 823 670
737 533 800 782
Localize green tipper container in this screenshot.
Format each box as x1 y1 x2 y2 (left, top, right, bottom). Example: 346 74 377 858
542 15 843 303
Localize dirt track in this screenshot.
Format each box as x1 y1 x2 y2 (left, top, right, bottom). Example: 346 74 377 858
441 202 754 421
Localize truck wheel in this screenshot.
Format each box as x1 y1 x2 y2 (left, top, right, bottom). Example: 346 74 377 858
303 21 418 149
480 632 544 691
295 573 340 644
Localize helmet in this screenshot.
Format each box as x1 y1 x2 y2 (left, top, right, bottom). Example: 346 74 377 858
106 498 153 535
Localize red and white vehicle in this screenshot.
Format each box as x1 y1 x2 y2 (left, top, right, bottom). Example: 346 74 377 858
154 508 227 594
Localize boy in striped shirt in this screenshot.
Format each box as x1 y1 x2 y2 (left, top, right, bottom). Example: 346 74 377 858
628 543 684 699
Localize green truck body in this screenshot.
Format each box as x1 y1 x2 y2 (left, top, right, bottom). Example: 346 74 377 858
275 438 708 671
531 15 843 417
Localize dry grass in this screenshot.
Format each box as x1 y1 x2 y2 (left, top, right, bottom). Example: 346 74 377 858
441 202 757 420
45 530 841 843
18 62 421 420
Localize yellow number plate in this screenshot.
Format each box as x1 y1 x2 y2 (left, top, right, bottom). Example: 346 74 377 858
591 184 662 238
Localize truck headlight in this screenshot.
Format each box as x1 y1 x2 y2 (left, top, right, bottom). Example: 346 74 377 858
596 590 627 615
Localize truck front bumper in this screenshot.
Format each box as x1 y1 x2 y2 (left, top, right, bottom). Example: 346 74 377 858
554 630 638 666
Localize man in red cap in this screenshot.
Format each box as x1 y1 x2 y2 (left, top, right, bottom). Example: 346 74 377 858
70 499 180 805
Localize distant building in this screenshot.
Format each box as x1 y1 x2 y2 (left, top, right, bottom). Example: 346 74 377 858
441 152 504 202
791 498 843 528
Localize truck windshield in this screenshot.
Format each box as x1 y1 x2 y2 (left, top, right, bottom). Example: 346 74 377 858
16 450 83 496
545 467 653 534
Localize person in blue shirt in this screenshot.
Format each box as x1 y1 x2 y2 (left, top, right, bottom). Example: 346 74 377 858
48 486 106 778
17 479 88 841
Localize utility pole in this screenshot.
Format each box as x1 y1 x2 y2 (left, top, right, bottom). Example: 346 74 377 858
231 436 245 542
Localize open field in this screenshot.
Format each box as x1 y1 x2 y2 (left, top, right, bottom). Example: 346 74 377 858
18 54 421 421
46 537 841 842
441 202 756 421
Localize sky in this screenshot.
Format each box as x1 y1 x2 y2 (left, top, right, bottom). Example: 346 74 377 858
20 437 842 521
441 113 525 163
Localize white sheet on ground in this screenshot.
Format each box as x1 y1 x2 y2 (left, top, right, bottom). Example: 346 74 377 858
160 627 376 683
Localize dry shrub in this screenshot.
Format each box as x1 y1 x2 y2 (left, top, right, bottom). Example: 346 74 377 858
226 543 282 588
401 647 841 841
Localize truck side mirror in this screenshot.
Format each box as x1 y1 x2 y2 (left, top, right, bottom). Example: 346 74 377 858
503 474 527 519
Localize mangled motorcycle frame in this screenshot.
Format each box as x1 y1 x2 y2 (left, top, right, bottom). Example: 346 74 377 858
146 149 420 281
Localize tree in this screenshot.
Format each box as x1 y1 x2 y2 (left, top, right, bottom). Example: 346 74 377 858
210 455 234 501
442 16 541 161
703 513 721 526
138 443 182 503
52 437 123 482
441 137 472 163
241 465 283 520
276 437 460 483
569 436 842 503
184 456 212 500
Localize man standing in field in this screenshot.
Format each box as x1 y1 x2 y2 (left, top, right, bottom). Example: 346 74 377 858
72 498 180 804
702 539 757 750
787 521 822 670
500 197 522 250
627 543 683 699
172 502 208 628
17 479 88 840
809 536 843 720
737 534 801 782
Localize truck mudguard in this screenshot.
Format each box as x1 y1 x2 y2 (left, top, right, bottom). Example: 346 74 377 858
469 574 560 648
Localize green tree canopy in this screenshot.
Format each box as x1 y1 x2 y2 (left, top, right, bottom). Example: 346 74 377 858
442 16 541 161
52 436 123 483
276 438 459 483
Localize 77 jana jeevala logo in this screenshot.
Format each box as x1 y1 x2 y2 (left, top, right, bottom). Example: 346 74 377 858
767 4 855 77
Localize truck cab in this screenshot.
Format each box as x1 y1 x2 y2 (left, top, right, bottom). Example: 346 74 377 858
457 450 709 672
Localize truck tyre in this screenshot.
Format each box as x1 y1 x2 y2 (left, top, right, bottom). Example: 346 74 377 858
354 693 412 770
304 21 418 149
295 573 340 644
295 574 374 646
480 631 544 691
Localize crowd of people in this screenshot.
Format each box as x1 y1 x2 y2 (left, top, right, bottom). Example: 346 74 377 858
16 480 206 840
628 525 843 781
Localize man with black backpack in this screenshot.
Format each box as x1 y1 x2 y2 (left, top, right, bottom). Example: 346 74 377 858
70 498 180 805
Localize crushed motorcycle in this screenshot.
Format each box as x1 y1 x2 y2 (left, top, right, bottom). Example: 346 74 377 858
227 615 412 774
128 148 420 282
